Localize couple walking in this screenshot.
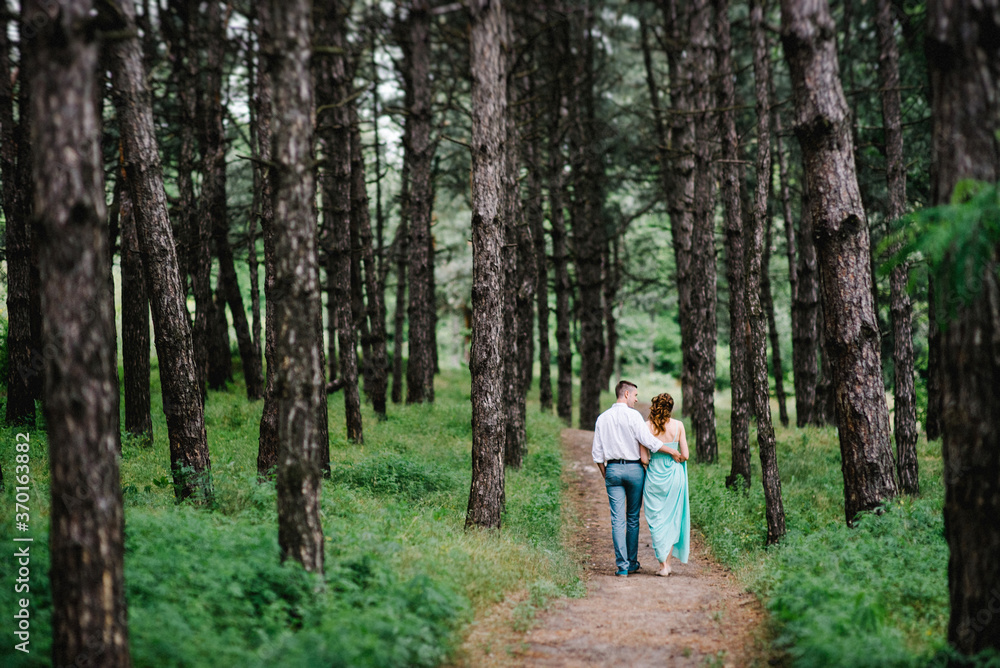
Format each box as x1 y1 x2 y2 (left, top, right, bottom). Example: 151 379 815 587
592 380 690 577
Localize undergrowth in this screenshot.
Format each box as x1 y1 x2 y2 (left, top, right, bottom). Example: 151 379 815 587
0 365 580 667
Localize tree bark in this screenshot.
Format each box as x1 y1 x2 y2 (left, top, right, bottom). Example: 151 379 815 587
2 6 38 427
119 167 153 442
715 0 750 490
315 0 362 443
781 0 899 525
749 0 786 544
403 1 436 404
926 0 1000 655
926 281 943 441
876 0 918 495
762 202 790 428
27 0 132 662
547 14 573 425
466 0 508 530
246 15 263 403
350 104 390 419
106 0 212 501
568 3 605 432
688 0 720 463
266 0 325 572
391 197 409 405
255 3 280 478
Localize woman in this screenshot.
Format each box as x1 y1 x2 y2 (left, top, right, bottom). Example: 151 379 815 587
640 393 690 576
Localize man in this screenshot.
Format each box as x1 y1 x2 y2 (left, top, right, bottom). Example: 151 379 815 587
592 380 667 576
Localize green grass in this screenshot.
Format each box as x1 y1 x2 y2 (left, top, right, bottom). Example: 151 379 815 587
0 363 581 667
688 405 952 667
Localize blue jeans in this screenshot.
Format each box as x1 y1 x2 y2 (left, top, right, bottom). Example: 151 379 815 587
605 462 645 572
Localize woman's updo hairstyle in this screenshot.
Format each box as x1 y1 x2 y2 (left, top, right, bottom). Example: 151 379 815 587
648 393 674 436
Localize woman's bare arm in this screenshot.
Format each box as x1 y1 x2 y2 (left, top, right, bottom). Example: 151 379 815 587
678 422 689 461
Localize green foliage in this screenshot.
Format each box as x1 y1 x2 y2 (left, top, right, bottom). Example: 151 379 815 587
881 179 1000 323
0 368 581 667
688 412 950 667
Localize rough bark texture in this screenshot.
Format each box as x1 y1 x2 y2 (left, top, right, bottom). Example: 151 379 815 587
255 3 280 477
119 168 153 441
2 7 38 426
547 15 573 425
27 1 132 662
781 0 898 524
926 0 1000 655
267 0 325 572
762 206 789 428
749 0 786 544
876 0 918 495
466 0 507 530
391 194 409 405
687 0 719 462
715 0 750 490
107 0 212 501
661 0 696 419
350 104 390 419
315 0 363 442
246 15 263 404
403 1 436 404
569 5 605 432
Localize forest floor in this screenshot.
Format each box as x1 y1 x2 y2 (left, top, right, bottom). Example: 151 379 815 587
455 411 779 667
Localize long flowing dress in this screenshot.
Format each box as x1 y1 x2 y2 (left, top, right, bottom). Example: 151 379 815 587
644 437 690 564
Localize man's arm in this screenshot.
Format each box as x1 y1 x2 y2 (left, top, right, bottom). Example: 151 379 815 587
631 411 665 452
592 419 606 477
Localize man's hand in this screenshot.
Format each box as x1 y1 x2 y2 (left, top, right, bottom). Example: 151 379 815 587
597 462 606 478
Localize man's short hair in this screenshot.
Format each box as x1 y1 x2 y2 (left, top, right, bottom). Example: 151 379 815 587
615 380 637 399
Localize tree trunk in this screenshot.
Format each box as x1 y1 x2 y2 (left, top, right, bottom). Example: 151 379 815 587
466 0 508 530
255 3 280 478
876 0 918 495
749 0 786 544
267 0 325 572
715 0 750 490
106 0 212 501
547 15 573 425
569 4 605 432
926 281 943 441
247 15 263 402
315 0 362 443
781 0 899 525
404 1 436 404
392 203 409 405
350 104 390 419
687 0 720 462
27 1 132 662
762 202 790 428
792 187 821 428
2 7 38 427
926 0 1000 655
527 115 552 413
119 167 153 442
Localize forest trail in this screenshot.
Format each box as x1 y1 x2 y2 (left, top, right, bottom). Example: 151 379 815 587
457 406 774 667
514 425 770 666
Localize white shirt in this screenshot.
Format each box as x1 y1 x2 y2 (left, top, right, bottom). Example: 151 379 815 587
592 402 665 463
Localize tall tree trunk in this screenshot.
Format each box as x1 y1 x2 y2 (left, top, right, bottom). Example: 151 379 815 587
403 1 436 404
119 167 153 442
660 0 696 419
267 0 325 572
749 0 786 544
391 200 409 404
2 5 38 426
687 0 720 462
762 202 790 428
27 0 132 662
599 238 620 392
526 82 552 413
197 0 235 391
247 15 263 401
255 3 280 477
350 104 390 419
466 0 508 530
547 15 573 425
926 281 943 441
315 0 362 442
781 0 899 525
106 0 212 501
715 0 750 489
792 188 821 426
926 0 1000 655
569 3 605 432
771 71 806 428
876 0 918 495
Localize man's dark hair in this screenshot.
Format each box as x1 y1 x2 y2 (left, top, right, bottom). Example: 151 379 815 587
615 380 637 399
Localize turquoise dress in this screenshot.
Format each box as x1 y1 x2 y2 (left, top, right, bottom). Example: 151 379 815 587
643 439 690 564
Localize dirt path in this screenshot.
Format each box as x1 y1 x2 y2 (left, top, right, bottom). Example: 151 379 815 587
517 425 771 667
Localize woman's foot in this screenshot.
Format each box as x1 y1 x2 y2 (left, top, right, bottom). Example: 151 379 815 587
655 565 671 577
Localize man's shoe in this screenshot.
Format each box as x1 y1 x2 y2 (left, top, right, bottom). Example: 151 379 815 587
615 569 628 577
628 563 640 574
